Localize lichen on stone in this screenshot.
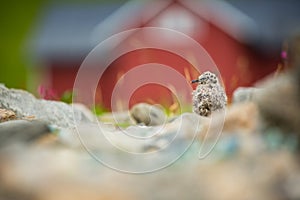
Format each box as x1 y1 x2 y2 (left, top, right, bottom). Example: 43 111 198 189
0 108 16 122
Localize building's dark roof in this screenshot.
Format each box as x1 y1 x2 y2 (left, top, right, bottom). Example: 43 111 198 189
228 0 300 53
27 0 300 61
27 3 124 60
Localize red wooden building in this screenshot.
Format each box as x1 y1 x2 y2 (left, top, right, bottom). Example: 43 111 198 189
28 0 299 109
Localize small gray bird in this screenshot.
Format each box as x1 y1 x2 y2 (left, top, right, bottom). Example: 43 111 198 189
191 71 227 116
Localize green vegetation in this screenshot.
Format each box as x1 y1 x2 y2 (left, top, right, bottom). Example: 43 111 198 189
92 104 109 116
0 1 46 89
60 90 74 104
0 0 127 90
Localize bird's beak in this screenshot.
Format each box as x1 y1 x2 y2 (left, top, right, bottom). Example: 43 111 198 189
191 79 199 84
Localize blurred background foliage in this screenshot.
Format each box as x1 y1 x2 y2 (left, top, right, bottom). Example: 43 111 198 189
0 0 127 90
0 0 45 89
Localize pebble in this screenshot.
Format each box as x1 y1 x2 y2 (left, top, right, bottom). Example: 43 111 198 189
130 103 167 126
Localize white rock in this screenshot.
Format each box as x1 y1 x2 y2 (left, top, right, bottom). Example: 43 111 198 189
0 84 90 128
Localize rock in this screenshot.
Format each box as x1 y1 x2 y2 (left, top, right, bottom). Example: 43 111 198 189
0 111 299 200
191 71 227 116
287 32 300 98
1 133 300 200
99 111 134 127
0 108 16 122
0 84 91 128
288 31 300 69
232 87 259 104
202 102 259 137
253 32 300 142
0 120 51 148
59 113 205 154
130 103 167 126
255 72 300 134
71 103 96 122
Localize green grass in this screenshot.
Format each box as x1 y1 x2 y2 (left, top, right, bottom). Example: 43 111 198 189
92 104 109 116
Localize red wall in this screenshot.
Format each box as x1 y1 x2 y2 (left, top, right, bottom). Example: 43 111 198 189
99 48 196 109
199 23 279 96
46 16 279 109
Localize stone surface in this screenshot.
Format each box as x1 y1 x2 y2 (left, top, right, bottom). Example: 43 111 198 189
99 111 134 126
71 103 96 122
130 103 167 126
0 106 299 200
0 132 299 200
0 108 16 122
232 87 259 104
192 71 227 116
0 84 91 128
58 113 205 153
251 32 300 141
255 72 300 134
0 120 51 148
201 102 259 138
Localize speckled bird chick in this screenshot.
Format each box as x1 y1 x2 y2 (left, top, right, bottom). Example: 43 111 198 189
192 71 227 116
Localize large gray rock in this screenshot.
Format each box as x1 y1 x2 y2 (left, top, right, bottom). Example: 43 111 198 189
1 127 299 200
255 72 300 134
0 84 91 128
252 33 300 137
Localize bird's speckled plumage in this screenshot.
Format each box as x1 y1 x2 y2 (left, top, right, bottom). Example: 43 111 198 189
192 71 227 116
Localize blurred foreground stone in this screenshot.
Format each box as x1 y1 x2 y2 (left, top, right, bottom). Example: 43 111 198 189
255 72 300 133
0 131 299 200
0 120 51 148
255 29 300 134
232 87 259 104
